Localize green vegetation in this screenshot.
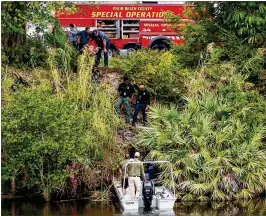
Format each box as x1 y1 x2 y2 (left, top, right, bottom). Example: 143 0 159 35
165 2 266 48
139 62 266 201
135 1 266 201
1 4 121 198
111 50 185 102
1 1 76 68
191 2 266 45
1 1 266 202
2 52 121 200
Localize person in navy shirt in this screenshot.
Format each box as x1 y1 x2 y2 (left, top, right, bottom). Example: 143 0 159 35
91 29 110 67
77 27 91 52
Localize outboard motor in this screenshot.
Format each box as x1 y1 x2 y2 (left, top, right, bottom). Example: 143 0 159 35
142 180 154 209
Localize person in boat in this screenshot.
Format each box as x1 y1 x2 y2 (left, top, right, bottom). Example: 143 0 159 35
129 144 136 159
127 152 145 199
147 163 159 180
119 153 130 195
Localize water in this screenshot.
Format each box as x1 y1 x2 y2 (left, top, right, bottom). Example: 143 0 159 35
1 198 266 216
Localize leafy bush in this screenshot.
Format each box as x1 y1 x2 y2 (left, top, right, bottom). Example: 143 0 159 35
139 63 266 201
111 49 185 102
171 44 201 69
202 32 266 95
1 36 48 68
1 53 120 200
184 2 266 46
164 2 266 91
1 24 77 70
2 87 89 194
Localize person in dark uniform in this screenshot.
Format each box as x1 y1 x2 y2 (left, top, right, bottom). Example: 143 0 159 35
129 145 136 159
132 84 151 127
76 27 91 52
115 76 135 123
91 29 110 67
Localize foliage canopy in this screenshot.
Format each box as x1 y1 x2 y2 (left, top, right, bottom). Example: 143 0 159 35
185 2 266 46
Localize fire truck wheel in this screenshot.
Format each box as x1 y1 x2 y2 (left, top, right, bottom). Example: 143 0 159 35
127 48 136 55
151 43 168 51
123 44 139 54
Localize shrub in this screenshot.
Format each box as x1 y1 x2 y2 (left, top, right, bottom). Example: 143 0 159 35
111 49 185 102
139 63 266 201
1 53 120 200
171 44 201 69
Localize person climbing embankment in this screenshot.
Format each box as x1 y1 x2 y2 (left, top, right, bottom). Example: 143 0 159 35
115 76 135 124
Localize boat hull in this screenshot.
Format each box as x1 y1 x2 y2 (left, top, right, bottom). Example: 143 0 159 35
113 180 176 211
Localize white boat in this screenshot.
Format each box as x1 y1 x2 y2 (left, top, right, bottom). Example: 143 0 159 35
112 160 176 211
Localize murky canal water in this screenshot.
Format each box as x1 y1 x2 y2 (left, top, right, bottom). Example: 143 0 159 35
1 198 266 216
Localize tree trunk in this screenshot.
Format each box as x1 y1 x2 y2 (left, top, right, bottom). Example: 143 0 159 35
10 176 16 195
43 191 51 202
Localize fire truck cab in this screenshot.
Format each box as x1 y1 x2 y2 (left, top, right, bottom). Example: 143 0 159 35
56 3 187 55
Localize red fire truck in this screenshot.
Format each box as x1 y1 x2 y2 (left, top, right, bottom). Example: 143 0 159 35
56 3 189 55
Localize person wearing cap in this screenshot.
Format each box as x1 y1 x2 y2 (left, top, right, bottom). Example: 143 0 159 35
76 27 91 52
115 76 135 123
132 84 151 127
119 153 130 195
127 152 145 199
91 30 110 67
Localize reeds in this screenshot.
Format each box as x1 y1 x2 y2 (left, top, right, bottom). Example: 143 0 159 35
2 47 121 200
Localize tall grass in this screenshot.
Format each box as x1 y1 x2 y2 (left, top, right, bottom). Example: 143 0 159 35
2 48 121 199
